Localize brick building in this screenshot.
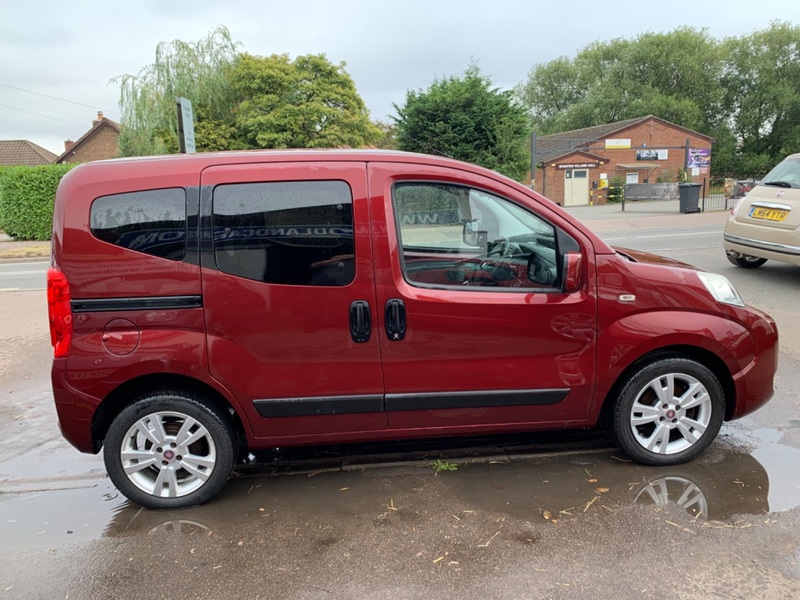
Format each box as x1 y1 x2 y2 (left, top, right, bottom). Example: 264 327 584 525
55 112 120 164
534 115 712 206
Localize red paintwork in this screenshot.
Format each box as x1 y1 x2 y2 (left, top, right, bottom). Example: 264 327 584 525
49 150 778 454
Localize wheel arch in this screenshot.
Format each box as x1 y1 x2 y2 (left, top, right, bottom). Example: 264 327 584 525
599 345 736 425
91 373 248 454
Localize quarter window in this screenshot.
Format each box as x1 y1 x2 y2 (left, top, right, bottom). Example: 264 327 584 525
393 183 560 290
90 188 187 260
213 180 354 286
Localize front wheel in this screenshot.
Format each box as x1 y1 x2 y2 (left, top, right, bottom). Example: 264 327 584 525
104 393 236 509
609 358 724 465
726 253 767 269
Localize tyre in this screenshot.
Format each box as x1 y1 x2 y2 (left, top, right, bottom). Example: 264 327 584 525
609 357 724 466
726 253 767 269
104 393 236 509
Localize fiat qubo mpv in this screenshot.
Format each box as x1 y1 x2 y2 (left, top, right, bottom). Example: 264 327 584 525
49 150 778 509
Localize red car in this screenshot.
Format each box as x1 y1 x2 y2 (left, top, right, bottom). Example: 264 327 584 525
48 150 778 509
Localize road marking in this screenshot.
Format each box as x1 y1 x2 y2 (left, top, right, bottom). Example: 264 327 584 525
0 270 45 277
0 288 20 292
603 231 718 241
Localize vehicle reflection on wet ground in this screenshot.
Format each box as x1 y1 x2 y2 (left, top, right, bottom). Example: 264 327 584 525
2 430 800 599
2 430 800 550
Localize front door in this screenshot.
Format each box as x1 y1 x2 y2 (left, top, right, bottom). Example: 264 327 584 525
368 163 598 434
201 162 386 442
564 169 589 206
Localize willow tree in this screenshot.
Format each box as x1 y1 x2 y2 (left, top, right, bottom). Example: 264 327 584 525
116 26 241 156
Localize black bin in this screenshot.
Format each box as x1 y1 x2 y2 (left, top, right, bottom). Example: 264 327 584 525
678 182 702 213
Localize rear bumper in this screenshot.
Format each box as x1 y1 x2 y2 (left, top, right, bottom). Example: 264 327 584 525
722 226 800 265
51 359 100 454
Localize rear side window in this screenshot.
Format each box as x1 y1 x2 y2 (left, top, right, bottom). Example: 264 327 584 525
90 188 187 260
213 180 354 286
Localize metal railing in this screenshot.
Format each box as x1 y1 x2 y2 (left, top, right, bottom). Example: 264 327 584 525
700 177 730 212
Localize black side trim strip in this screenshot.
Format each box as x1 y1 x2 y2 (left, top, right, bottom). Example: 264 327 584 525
254 395 385 418
72 295 203 313
385 389 568 412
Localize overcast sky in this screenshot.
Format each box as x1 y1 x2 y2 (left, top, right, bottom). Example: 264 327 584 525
1 0 797 156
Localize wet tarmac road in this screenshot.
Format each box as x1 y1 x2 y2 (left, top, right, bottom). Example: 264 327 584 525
2 225 800 599
2 438 800 599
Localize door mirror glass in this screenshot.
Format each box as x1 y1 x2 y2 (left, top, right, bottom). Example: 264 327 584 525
462 220 487 249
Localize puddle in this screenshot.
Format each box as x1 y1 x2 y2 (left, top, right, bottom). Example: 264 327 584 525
751 444 800 512
0 482 127 551
2 432 800 553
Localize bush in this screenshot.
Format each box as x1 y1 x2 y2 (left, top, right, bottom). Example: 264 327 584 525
607 173 626 203
0 164 74 240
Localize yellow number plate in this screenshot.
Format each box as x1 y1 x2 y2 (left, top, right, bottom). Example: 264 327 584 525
750 207 789 221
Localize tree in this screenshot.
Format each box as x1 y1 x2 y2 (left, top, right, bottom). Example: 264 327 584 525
394 66 530 180
116 26 241 156
721 21 800 175
517 28 722 136
117 30 379 156
229 53 380 149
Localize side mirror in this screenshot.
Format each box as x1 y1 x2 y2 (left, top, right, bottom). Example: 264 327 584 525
563 251 583 293
462 221 487 250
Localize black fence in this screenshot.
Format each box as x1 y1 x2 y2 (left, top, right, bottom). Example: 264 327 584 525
700 177 757 212
700 178 728 211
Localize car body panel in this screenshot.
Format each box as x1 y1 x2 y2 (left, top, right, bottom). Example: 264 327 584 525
723 153 800 265
49 149 778 457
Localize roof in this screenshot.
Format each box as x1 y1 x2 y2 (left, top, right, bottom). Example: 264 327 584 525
55 115 120 164
536 115 713 164
0 140 57 166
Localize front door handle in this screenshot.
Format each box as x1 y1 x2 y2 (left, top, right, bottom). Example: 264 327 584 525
384 299 406 341
349 300 371 343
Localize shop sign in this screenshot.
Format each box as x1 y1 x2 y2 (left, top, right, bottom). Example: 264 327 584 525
556 161 599 169
605 138 631 149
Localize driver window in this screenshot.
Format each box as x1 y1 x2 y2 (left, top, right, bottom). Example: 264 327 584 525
393 182 560 290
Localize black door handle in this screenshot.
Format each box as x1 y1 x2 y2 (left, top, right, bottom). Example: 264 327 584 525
384 299 406 341
349 300 371 343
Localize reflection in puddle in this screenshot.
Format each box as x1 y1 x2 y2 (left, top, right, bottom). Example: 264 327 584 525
634 476 708 522
752 444 800 512
2 436 800 550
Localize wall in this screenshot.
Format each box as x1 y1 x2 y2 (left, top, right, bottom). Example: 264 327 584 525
59 123 119 163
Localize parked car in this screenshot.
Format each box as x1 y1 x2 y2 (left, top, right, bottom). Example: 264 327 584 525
724 152 800 268
49 150 778 509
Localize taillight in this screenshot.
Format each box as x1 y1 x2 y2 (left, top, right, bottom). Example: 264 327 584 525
47 267 73 358
730 198 744 216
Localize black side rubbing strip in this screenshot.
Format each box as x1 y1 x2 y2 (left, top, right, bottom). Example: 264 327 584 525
72 295 203 313
385 389 568 412
254 395 385 418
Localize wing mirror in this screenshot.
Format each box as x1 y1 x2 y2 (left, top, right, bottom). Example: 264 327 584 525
462 220 487 250
563 251 583 293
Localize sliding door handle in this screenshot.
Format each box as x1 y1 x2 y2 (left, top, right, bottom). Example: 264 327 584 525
384 299 406 341
349 300 371 343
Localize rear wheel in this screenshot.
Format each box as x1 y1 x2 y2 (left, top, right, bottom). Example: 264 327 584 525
104 393 236 509
726 253 767 268
610 357 724 465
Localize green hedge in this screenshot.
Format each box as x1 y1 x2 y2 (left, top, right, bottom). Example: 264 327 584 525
0 164 75 240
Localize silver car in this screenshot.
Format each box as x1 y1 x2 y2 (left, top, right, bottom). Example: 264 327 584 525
724 152 800 268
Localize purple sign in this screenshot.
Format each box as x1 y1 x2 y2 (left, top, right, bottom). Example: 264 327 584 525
688 148 711 169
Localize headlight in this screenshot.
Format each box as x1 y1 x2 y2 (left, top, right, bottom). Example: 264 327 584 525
697 272 744 307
